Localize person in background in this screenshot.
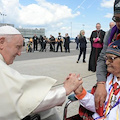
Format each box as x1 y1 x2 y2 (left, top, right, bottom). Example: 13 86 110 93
33 34 39 51
88 23 105 72
42 36 47 52
63 33 70 53
76 30 87 63
29 38 34 52
74 40 120 120
26 41 32 52
95 0 120 111
109 21 115 29
56 33 63 52
49 35 56 52
0 25 82 120
75 35 80 50
103 22 115 43
39 35 44 52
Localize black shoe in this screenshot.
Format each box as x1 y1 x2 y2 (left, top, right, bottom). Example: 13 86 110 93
83 60 86 63
76 61 79 63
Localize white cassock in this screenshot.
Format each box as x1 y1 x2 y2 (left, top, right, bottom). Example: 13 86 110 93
0 54 66 120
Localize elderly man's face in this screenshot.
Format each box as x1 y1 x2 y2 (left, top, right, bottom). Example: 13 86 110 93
109 22 115 29
106 53 120 76
96 24 101 30
1 35 23 65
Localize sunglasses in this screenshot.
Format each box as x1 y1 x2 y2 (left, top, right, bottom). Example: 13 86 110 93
104 56 119 63
112 16 120 22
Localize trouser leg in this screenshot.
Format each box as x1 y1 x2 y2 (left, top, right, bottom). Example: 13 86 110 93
50 43 53 51
53 43 55 51
36 43 37 51
60 43 62 52
56 43 59 52
34 42 35 51
68 44 70 52
83 48 86 61
78 48 82 61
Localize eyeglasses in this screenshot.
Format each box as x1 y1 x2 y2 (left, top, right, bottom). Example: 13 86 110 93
104 56 119 63
112 16 120 22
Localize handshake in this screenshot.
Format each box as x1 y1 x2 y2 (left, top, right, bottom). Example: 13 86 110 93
64 73 83 96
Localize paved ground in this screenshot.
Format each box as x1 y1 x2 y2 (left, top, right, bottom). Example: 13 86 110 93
15 42 91 61
10 42 97 120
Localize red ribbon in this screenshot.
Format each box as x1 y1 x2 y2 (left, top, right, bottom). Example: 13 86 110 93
116 33 120 40
113 82 120 95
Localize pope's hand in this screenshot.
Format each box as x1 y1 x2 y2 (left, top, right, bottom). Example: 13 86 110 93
64 73 83 95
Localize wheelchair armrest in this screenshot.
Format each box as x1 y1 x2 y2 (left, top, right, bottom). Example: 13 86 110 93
64 89 91 120
87 90 91 93
68 94 77 101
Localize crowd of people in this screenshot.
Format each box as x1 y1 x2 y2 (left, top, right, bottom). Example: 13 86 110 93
26 32 70 53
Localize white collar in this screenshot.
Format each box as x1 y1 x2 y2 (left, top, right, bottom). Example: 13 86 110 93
0 54 5 63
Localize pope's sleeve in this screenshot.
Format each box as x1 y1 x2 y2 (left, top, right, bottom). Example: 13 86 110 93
32 86 66 113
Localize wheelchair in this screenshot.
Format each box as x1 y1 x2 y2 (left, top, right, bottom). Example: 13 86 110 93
63 90 92 120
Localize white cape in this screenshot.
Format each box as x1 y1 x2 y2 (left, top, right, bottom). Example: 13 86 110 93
0 54 56 120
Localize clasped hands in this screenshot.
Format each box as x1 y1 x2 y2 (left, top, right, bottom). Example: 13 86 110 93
93 37 100 42
64 73 83 96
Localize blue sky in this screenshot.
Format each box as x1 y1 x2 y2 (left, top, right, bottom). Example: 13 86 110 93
0 0 114 38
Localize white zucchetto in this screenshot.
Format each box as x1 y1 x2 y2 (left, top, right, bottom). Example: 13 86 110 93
0 25 21 35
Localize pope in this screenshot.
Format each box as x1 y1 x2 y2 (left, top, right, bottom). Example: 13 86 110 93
0 25 82 120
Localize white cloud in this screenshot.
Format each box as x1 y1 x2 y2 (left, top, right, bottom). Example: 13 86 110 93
19 2 73 25
104 13 113 18
101 0 114 8
60 26 71 31
0 0 20 24
0 0 79 27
